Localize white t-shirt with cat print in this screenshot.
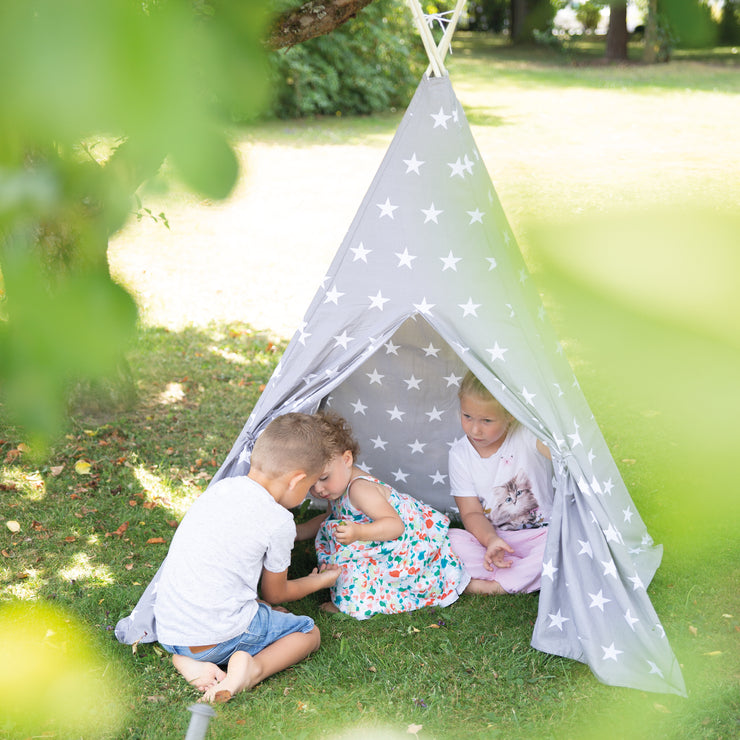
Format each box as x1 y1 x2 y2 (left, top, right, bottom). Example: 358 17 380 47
449 423 554 531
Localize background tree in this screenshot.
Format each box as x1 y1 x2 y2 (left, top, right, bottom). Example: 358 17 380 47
605 0 629 59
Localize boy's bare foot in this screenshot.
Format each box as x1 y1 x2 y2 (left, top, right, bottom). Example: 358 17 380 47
200 651 262 703
172 655 226 692
465 578 506 595
319 601 340 614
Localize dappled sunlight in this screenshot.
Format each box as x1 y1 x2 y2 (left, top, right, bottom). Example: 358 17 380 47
58 551 115 587
133 464 200 520
157 381 186 405
1 466 47 501
209 345 251 365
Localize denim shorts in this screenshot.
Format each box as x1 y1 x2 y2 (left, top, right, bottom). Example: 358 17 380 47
160 603 315 665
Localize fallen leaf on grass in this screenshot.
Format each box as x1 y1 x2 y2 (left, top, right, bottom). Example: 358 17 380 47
689 625 698 636
50 465 65 476
146 537 166 545
2 549 13 558
142 501 157 510
702 651 722 656
6 520 21 533
147 696 166 702
105 522 129 537
653 703 671 714
125 563 134 571
74 460 92 475
426 623 440 629
63 536 76 543
167 520 178 528
407 723 423 736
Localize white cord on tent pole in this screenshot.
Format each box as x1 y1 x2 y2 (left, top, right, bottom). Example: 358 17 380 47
406 0 446 77
427 0 468 72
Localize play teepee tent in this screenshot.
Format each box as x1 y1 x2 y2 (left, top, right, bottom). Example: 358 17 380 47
116 1 685 696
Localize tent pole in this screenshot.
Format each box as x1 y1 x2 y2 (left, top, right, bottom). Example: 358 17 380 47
407 0 446 77
430 0 468 70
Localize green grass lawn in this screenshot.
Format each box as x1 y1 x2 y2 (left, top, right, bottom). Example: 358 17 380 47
2 34 739 739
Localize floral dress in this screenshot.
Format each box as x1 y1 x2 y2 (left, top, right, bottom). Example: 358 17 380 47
315 475 470 620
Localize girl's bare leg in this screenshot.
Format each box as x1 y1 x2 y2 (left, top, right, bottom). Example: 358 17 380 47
201 626 321 704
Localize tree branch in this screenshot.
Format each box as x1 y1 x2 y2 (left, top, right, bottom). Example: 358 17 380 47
268 0 377 49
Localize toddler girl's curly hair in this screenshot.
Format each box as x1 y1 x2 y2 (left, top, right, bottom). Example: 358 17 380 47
315 410 361 459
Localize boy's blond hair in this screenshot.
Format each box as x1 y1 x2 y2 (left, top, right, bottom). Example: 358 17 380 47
250 413 330 479
458 370 513 421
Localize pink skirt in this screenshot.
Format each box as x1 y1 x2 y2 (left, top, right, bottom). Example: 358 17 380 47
448 527 549 594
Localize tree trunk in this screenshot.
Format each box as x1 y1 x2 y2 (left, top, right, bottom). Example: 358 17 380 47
642 0 659 63
605 1 628 61
268 0 376 49
510 0 529 42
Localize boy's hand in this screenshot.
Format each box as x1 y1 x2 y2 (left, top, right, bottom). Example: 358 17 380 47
309 563 341 587
484 536 514 570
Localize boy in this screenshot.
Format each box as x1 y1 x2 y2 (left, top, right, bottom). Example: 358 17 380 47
153 413 340 703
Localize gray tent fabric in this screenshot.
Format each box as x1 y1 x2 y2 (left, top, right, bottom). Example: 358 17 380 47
116 74 685 696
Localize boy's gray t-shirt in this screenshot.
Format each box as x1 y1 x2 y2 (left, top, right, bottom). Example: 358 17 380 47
153 475 296 646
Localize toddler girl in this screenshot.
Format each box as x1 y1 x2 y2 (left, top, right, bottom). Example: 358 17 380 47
307 411 469 619
448 371 554 595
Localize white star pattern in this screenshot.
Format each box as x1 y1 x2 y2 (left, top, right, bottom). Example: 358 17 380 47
440 251 462 271
601 643 623 662
548 609 570 631
578 540 593 558
443 373 463 387
448 157 466 178
324 285 344 304
430 106 451 128
425 407 444 421
486 342 508 362
404 375 422 390
429 471 446 485
647 660 664 678
628 574 645 590
413 298 435 315
603 523 622 544
486 257 497 270
568 419 582 448
351 242 371 262
422 343 440 357
521 387 536 405
392 468 409 483
387 406 405 421
467 208 484 224
384 340 399 355
333 331 353 350
421 203 443 223
368 290 390 311
408 440 426 454
351 399 367 415
459 297 481 317
366 369 384 385
370 435 388 450
542 559 558 581
602 559 617 578
624 609 640 631
377 197 398 219
588 590 611 612
403 153 424 174
396 248 416 268
623 506 634 523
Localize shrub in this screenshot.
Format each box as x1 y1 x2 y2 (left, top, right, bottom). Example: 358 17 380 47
266 0 426 118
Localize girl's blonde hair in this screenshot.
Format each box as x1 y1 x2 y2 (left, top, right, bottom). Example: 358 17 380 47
458 370 514 422
315 410 360 459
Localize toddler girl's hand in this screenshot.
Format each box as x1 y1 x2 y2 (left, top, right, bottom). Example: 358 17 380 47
334 521 358 546
484 536 514 571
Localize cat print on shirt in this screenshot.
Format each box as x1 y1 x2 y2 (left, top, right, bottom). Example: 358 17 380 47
485 469 546 531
